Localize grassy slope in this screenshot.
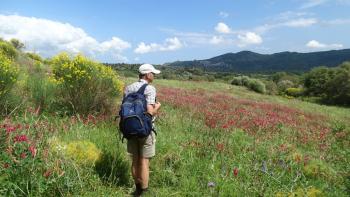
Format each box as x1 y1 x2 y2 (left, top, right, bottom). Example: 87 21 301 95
4 46 347 196
153 79 350 123
59 78 349 196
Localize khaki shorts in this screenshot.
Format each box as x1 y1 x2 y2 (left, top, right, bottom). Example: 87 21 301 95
127 132 156 158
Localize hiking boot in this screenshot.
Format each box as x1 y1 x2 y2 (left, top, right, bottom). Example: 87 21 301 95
131 188 148 197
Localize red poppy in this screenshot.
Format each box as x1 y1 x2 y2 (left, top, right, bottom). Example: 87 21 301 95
20 152 27 159
14 135 28 143
216 143 224 152
29 145 37 157
233 168 239 177
43 170 52 178
6 126 16 134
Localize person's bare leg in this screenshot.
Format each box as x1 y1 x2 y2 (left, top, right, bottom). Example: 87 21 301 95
139 157 150 189
132 155 141 184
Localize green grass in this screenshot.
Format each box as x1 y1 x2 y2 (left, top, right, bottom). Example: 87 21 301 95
2 78 349 196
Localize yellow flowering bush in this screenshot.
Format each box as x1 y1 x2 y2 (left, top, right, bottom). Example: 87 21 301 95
0 52 18 99
285 87 303 97
49 137 101 166
50 53 124 114
66 140 101 166
0 40 18 60
26 52 43 63
275 186 323 197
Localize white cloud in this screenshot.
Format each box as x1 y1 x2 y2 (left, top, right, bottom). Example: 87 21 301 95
160 28 215 46
275 11 313 21
306 40 326 48
255 18 318 34
209 36 225 45
0 14 131 61
237 32 263 47
306 40 343 49
323 18 350 25
134 37 183 54
219 11 229 18
100 37 131 52
300 0 328 9
215 22 231 34
300 0 350 9
284 18 318 27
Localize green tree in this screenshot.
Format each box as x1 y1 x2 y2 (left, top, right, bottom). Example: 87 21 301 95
303 66 335 96
271 72 287 83
324 63 350 105
10 38 25 50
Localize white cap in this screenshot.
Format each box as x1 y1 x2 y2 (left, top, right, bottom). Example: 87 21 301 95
139 64 161 74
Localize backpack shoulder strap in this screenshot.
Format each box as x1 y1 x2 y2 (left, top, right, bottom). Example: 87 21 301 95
137 84 148 95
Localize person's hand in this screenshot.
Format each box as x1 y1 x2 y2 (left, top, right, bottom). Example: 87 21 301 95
155 102 161 110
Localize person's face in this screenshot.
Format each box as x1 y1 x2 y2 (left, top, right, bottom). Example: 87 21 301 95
146 72 154 83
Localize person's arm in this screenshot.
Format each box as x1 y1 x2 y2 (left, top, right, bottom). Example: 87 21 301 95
147 102 161 116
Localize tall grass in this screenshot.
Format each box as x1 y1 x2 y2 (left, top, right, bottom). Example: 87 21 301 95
1 79 349 196
1 49 349 196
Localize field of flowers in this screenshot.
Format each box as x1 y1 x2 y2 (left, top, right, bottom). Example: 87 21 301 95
1 77 349 196
158 86 333 148
153 84 349 196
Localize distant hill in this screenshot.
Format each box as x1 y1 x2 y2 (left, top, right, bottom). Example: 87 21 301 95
166 49 350 73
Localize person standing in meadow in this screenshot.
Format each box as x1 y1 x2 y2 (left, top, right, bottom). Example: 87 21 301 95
123 63 161 196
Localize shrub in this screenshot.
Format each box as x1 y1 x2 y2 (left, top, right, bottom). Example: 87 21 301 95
277 80 294 93
247 79 266 94
231 76 266 94
324 63 350 105
0 40 17 60
241 76 250 86
51 53 124 115
231 76 250 86
25 65 57 113
189 75 204 81
285 87 303 97
263 80 278 95
0 53 19 114
271 72 287 83
161 72 176 80
26 52 43 62
49 137 101 166
303 66 335 96
65 140 101 166
302 62 350 105
303 159 336 180
207 75 215 82
231 76 241 86
231 76 244 86
10 38 25 50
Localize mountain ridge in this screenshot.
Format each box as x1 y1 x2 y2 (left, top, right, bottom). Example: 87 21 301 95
166 49 350 73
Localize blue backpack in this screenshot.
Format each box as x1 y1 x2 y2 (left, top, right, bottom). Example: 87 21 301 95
119 84 153 140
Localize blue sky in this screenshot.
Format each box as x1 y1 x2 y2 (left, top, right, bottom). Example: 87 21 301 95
1 0 349 64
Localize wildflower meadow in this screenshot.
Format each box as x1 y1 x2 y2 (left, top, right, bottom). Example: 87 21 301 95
0 38 349 196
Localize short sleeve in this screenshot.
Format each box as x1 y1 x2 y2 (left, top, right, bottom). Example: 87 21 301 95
144 85 156 105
